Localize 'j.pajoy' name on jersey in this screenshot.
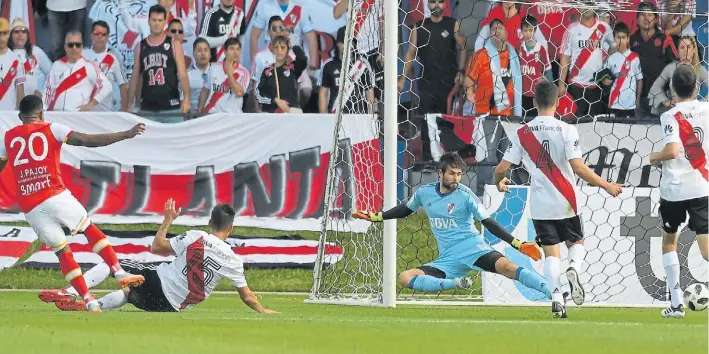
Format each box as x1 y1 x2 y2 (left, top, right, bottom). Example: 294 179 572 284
429 217 458 229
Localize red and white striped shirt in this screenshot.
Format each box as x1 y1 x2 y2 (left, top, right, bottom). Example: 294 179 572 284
43 57 111 112
0 50 26 110
561 20 613 87
203 61 250 113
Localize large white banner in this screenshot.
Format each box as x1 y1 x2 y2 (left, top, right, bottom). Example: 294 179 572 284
0 113 381 231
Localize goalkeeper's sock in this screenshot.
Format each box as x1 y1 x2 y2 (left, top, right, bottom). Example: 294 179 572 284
663 251 683 308
98 290 128 310
84 224 124 275
57 252 92 302
65 263 111 296
567 244 586 272
544 256 563 303
515 267 551 298
409 275 457 292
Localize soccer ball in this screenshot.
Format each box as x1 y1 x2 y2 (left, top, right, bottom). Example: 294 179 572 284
683 283 709 311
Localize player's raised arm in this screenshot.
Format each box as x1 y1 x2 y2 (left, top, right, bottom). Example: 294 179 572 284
66 123 146 148
151 198 181 255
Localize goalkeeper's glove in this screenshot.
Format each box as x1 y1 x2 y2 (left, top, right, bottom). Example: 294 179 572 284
511 239 543 261
352 210 383 222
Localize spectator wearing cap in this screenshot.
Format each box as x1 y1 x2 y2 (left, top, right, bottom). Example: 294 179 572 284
630 1 678 113
82 21 128 112
8 17 51 98
318 26 375 114
0 18 26 110
188 38 212 113
47 0 88 60
649 36 708 114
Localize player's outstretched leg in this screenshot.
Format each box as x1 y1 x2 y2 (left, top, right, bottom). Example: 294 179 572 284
40 263 111 303
54 246 100 313
57 288 129 312
82 224 144 288
399 268 463 293
565 240 586 306
660 231 685 319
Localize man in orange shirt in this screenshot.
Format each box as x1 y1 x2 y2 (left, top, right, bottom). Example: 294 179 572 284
464 19 522 117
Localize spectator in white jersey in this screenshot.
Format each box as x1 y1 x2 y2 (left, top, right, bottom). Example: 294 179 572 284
649 65 709 318
56 200 278 314
44 31 111 112
603 22 643 118
9 17 51 98
83 21 128 112
318 26 374 114
256 36 307 113
118 0 198 41
0 18 26 110
188 38 212 113
199 0 245 63
199 37 249 113
495 81 623 318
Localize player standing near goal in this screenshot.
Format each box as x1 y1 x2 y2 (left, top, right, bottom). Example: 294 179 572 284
0 95 146 313
649 65 709 319
55 200 277 314
354 152 551 299
494 81 623 318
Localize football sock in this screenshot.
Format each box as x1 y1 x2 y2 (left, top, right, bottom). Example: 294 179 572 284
568 244 586 272
409 275 457 292
57 252 92 302
84 224 124 276
65 263 110 295
544 256 563 303
516 267 551 298
98 290 128 310
663 251 683 308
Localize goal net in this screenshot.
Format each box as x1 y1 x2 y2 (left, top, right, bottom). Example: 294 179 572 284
308 0 709 307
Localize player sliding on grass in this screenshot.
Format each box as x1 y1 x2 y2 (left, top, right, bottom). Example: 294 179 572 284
0 95 146 313
354 152 550 298
494 81 623 318
649 65 709 319
54 199 277 314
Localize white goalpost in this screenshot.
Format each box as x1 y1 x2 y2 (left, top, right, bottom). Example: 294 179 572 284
307 0 709 307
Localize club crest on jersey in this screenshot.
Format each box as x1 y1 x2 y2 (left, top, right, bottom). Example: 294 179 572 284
284 70 291 77
100 63 109 73
596 30 602 38
164 43 171 50
447 203 456 214
624 61 631 69
441 30 449 38
517 28 523 39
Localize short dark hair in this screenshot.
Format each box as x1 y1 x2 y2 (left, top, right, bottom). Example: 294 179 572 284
534 81 558 109
489 18 504 30
168 18 183 28
268 15 284 29
19 95 43 119
209 204 236 232
92 20 110 34
672 64 697 99
224 37 241 50
521 15 537 29
637 2 658 16
272 35 289 47
193 37 209 50
438 152 466 173
613 21 630 36
149 5 167 19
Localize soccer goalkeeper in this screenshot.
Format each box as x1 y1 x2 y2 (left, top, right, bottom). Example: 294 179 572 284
354 152 550 298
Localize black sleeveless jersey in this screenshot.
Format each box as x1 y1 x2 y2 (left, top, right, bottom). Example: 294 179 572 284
138 35 181 111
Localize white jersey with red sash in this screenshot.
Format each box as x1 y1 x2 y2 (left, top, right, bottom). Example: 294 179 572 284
351 0 383 54
0 51 26 110
659 101 709 201
83 48 128 111
43 57 112 112
561 20 613 87
13 46 51 98
215 7 245 62
251 0 314 49
503 116 583 220
203 61 250 113
119 1 198 40
157 230 247 311
605 49 643 110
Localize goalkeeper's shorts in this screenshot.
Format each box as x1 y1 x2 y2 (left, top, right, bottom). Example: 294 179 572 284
423 244 498 279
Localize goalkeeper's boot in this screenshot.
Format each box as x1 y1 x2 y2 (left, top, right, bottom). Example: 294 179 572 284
660 304 685 319
455 277 473 290
38 289 77 303
551 301 567 319
565 267 585 306
115 272 145 288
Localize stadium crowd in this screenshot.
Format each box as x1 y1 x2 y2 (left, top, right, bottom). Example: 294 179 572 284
0 1 705 124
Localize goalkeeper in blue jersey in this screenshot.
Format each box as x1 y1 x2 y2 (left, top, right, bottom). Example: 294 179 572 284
354 152 550 297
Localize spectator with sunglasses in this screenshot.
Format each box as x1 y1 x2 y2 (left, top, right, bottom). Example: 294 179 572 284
256 36 307 113
83 21 128 112
168 18 193 67
43 31 111 112
188 38 212 113
9 18 51 98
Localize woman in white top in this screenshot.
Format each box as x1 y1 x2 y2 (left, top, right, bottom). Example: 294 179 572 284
661 0 696 37
8 17 51 97
187 38 211 113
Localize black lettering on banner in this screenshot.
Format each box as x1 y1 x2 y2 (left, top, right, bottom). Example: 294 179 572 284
329 139 355 219
79 161 121 214
0 228 20 238
123 165 151 215
287 147 321 219
233 155 287 217
582 147 635 185
185 166 217 216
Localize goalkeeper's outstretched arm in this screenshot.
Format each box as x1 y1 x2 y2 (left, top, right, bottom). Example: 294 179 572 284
352 203 414 222
481 218 542 261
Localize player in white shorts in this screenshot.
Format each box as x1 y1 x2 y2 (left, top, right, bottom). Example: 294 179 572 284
56 200 278 314
649 65 709 319
495 81 623 318
0 95 146 313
